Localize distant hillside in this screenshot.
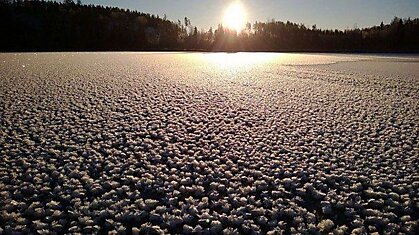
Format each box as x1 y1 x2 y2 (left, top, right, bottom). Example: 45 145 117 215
0 0 181 51
1 0 419 52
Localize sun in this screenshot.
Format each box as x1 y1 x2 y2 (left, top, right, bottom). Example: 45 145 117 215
223 1 246 32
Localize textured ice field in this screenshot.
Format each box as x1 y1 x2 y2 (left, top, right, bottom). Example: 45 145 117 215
0 52 418 234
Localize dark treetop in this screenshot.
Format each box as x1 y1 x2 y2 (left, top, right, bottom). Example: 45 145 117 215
1 0 419 52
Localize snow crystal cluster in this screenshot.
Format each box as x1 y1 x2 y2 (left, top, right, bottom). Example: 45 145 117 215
0 53 418 234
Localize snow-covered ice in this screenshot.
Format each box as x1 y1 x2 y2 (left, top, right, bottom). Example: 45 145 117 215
0 52 418 234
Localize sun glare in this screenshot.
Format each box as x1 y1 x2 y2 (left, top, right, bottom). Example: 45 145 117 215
197 53 281 69
223 1 246 32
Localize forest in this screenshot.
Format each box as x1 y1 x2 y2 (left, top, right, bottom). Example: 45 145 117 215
1 0 418 52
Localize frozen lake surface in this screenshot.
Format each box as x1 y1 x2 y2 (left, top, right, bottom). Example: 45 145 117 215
0 52 418 234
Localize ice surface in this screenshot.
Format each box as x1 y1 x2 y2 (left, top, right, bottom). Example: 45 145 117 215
0 52 418 234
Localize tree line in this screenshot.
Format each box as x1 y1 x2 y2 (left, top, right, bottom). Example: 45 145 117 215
1 0 418 52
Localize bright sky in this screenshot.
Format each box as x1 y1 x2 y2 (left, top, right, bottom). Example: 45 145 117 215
81 0 419 30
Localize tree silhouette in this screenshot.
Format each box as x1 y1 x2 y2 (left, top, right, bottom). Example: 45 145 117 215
0 1 418 52
63 0 74 5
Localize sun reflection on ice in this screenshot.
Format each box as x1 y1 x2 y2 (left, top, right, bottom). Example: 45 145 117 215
196 52 284 69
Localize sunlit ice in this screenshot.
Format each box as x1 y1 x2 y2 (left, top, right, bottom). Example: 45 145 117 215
223 1 247 32
186 52 287 70
182 52 358 71
205 53 277 67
